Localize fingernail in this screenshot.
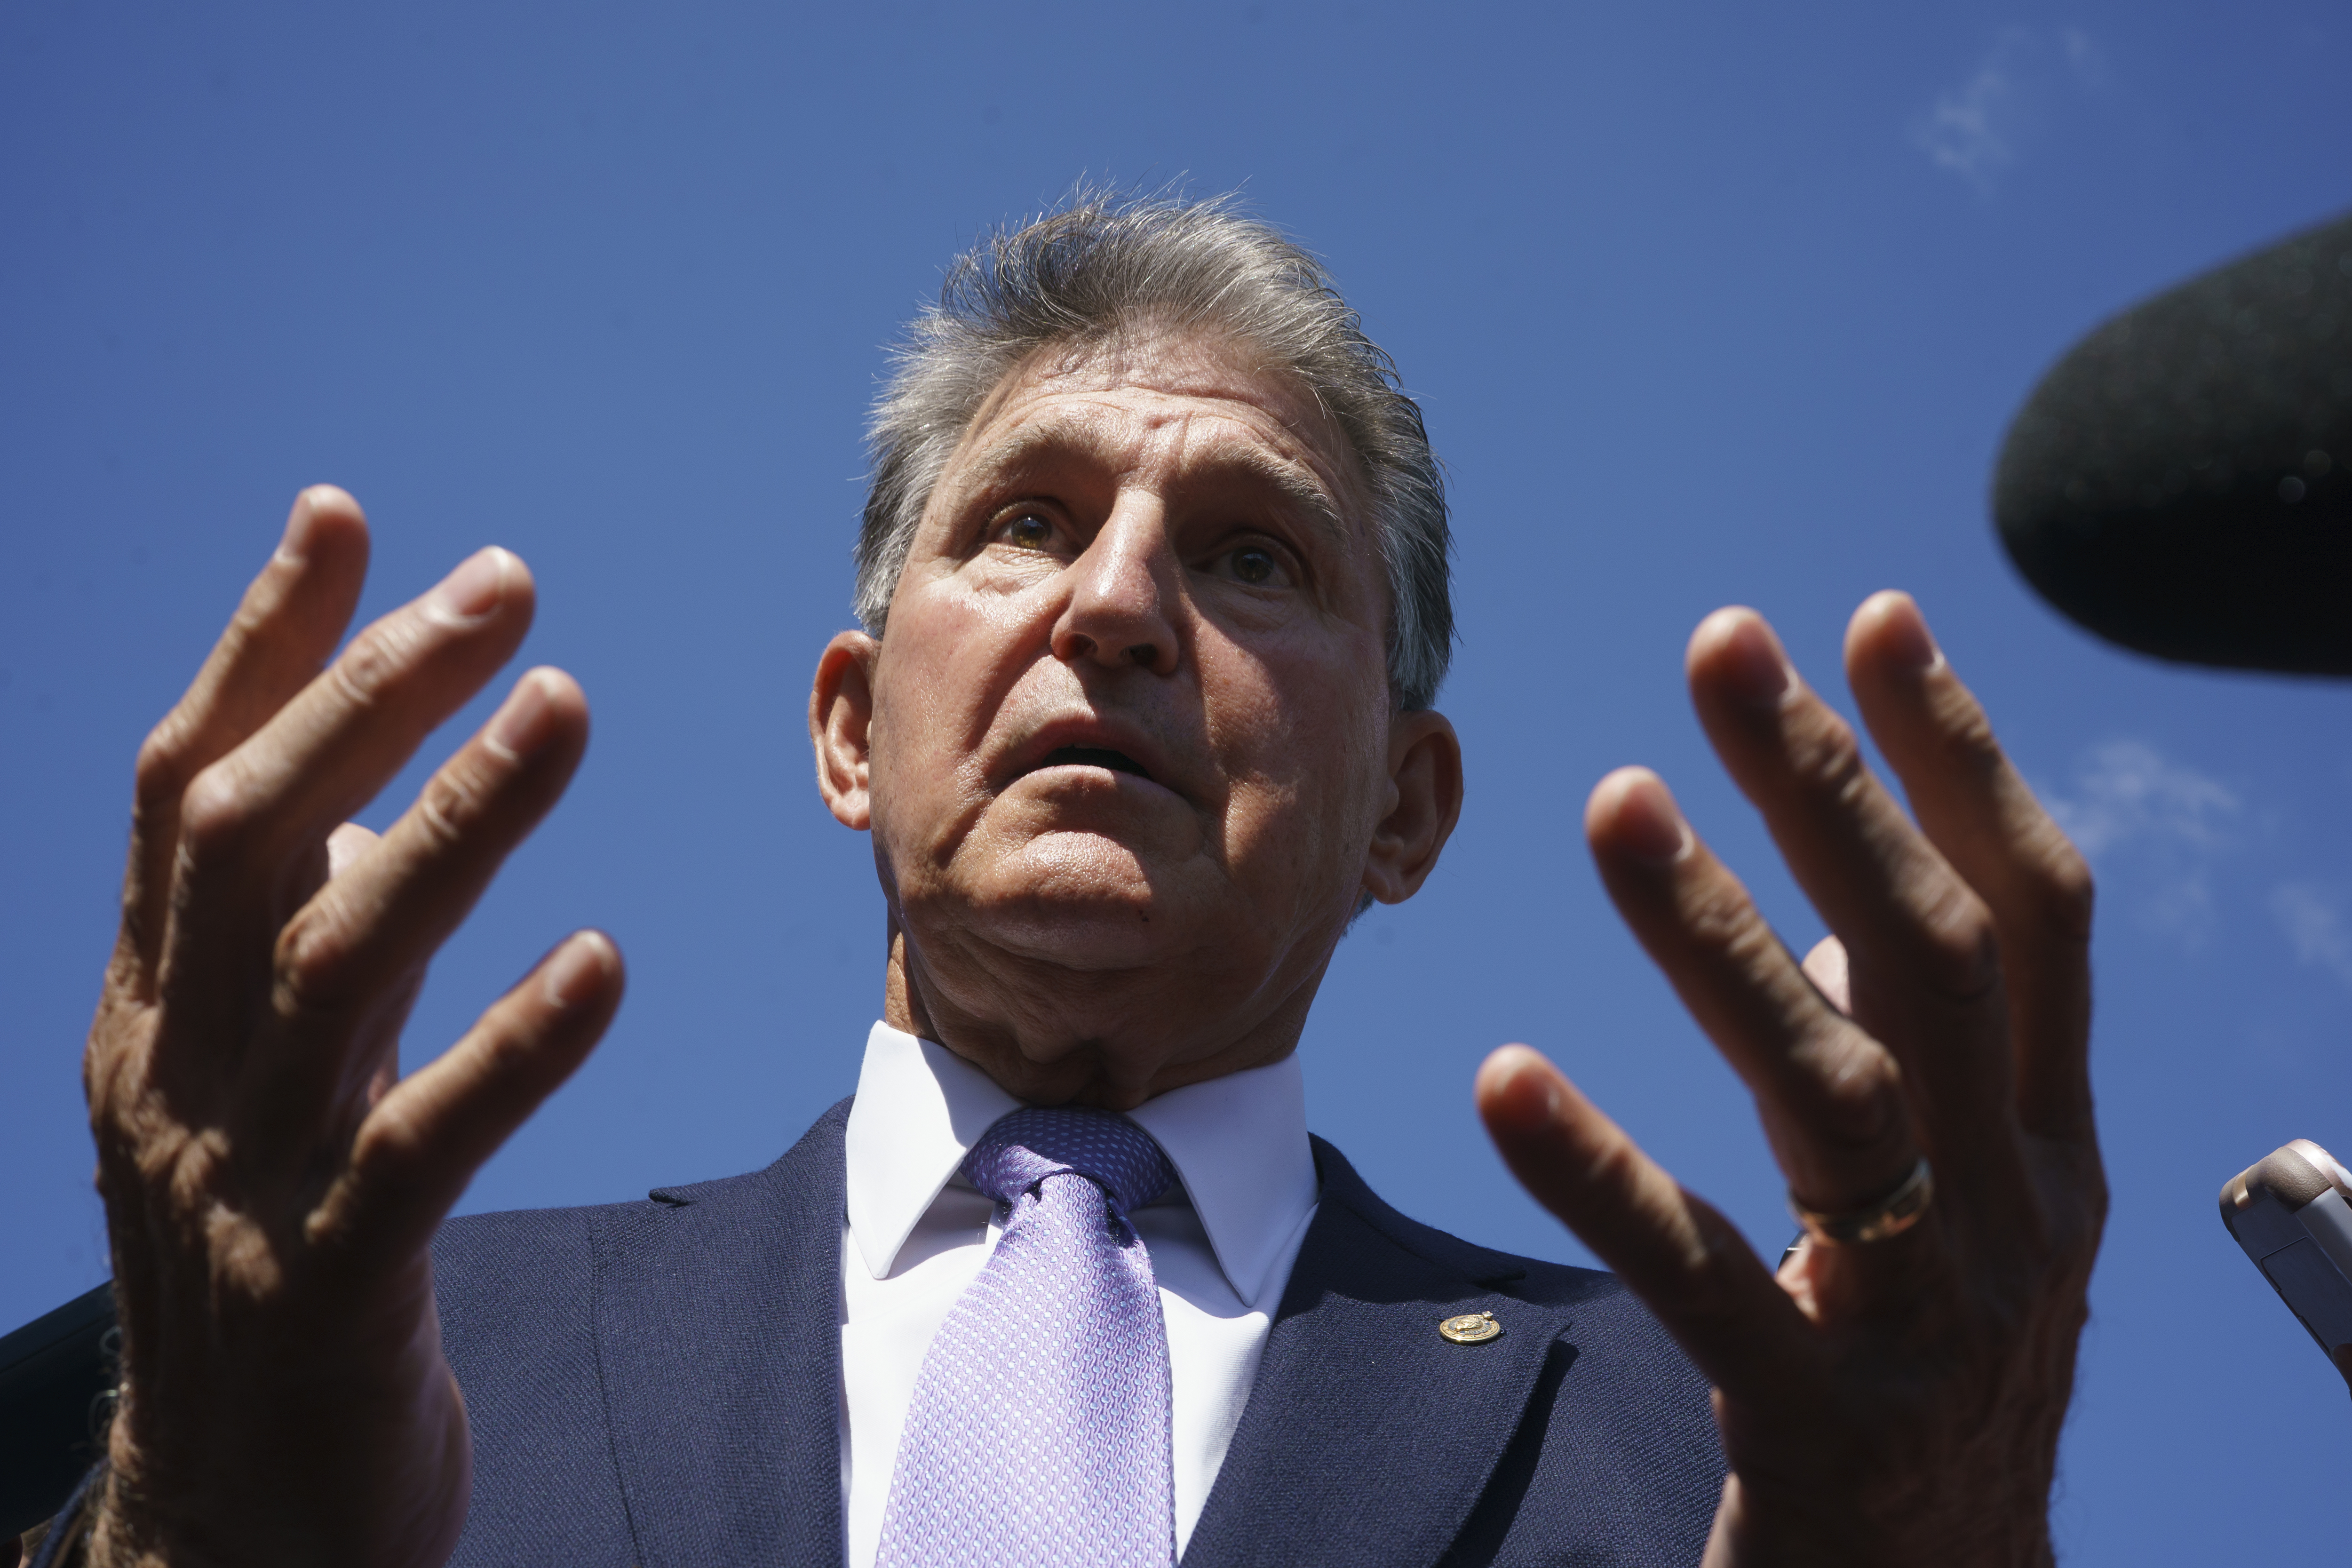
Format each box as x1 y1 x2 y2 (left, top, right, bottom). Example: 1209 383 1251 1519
1878 595 1942 671
1489 1046 1563 1128
277 493 319 566
542 932 612 1010
1615 773 1689 865
487 672 556 759
1513 1051 1563 1121
1718 616 1791 708
433 548 511 623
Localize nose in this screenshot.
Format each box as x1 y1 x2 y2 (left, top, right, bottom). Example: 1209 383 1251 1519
1049 498 1180 676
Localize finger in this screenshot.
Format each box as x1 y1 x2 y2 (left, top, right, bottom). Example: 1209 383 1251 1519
1684 609 2016 1147
318 931 624 1263
268 669 591 1115
1475 1043 1819 1406
115 487 370 988
325 821 381 880
323 822 424 1114
322 825 403 1095
159 546 536 1040
1843 592 2096 1143
1586 767 1918 1218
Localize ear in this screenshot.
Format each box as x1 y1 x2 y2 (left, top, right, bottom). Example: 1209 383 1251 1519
1361 708 1463 905
810 630 881 831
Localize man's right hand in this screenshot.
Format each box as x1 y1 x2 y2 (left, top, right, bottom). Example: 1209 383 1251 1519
80 487 624 1568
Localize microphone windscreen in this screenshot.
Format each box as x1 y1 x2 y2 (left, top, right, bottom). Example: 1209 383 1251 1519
1994 210 2352 673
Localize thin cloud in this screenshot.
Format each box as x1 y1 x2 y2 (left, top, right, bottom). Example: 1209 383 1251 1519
1911 25 2109 196
2044 740 2238 944
2272 884 2352 992
2059 27 2110 91
2047 740 2237 857
1912 30 2031 193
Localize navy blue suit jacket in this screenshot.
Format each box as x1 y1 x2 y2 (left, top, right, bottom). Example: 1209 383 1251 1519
431 1098 1726 1567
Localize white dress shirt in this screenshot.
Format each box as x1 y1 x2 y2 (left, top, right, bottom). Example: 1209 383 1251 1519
838 1021 1320 1568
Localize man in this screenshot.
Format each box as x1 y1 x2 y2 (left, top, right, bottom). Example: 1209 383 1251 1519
53 193 2104 1567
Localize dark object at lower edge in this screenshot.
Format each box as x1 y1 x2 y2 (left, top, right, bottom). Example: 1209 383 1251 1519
0 1285 118 1539
1994 208 2352 674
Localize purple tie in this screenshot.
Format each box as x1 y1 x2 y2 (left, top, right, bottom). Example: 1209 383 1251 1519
874 1106 1179 1568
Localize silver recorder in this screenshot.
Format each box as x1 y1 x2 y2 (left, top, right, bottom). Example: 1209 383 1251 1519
2220 1138 2352 1392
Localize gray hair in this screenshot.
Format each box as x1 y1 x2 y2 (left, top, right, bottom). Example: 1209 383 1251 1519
855 189 1454 710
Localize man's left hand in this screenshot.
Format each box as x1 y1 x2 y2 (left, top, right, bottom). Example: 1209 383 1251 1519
1478 591 2105 1567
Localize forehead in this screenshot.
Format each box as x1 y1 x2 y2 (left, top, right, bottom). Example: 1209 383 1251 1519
933 329 1366 521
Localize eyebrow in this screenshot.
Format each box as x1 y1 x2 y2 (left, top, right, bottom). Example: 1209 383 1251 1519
955 422 1352 549
1216 446 1350 548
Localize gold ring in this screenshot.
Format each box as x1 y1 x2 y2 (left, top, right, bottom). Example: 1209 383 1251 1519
1787 1157 1934 1246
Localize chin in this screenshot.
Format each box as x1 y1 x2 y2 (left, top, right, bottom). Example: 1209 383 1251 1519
952 838 1205 970
993 913 1185 970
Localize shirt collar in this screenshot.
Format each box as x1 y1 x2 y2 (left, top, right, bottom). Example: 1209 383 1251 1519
842 1019 1318 1304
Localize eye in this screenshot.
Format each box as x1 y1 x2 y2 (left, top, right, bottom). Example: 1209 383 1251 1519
1221 544 1291 588
998 511 1056 551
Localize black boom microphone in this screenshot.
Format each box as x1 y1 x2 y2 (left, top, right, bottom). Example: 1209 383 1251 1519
1993 212 2352 1400
1994 208 2352 674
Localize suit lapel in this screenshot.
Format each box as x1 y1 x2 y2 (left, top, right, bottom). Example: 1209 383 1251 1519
592 1098 851 1568
1181 1138 1581 1568
581 1110 1586 1568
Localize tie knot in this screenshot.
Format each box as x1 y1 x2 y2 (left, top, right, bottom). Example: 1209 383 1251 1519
962 1106 1174 1217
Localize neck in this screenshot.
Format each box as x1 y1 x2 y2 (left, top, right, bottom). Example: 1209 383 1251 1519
880 916 1319 1111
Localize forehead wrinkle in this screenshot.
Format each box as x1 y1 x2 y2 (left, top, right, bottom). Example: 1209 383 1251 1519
955 393 1353 555
1171 429 1350 552
947 395 1141 501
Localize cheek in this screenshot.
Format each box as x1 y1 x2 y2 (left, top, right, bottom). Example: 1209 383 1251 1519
887 566 1059 692
867 589 1045 834
1205 639 1391 856
875 594 1009 746
868 621 974 817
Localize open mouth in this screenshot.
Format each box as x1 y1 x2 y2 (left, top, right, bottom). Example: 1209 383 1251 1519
1038 745 1152 781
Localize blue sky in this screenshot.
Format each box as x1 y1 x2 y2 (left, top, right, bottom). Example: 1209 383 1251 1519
4 2 2350 1558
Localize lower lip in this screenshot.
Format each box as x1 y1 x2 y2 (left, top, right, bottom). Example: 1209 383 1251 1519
1018 762 1176 797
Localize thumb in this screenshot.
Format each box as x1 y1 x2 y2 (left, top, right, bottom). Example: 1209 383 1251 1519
1801 935 1851 1016
327 820 382 880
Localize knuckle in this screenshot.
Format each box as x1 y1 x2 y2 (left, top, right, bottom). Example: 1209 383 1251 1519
1788 708 1870 805
1903 883 2002 1000
1795 1027 1906 1147
1719 903 1781 966
82 1033 140 1124
1935 691 2006 776
175 758 260 860
415 757 496 852
1583 1130 1649 1200
2026 835 2096 941
331 615 425 708
1655 1204 1752 1323
347 1111 423 1193
164 1128 232 1213
117 878 154 947
272 910 363 1025
474 1009 545 1079
133 719 197 814
1681 877 1766 960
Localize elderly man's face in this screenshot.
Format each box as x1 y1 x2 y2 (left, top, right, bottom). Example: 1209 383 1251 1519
811 328 1460 1106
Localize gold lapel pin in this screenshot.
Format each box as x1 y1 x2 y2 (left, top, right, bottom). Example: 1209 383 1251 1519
1438 1310 1501 1344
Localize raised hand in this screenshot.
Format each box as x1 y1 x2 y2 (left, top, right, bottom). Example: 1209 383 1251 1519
81 488 624 1568
1478 592 2104 1568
